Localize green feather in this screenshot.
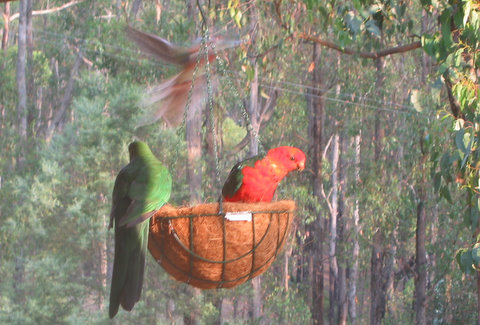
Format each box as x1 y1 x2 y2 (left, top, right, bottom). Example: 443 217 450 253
109 141 171 318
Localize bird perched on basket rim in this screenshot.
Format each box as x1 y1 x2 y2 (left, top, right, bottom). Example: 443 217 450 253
222 146 306 203
126 26 240 128
108 141 172 318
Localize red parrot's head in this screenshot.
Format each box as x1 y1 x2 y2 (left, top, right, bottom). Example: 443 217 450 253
267 146 306 172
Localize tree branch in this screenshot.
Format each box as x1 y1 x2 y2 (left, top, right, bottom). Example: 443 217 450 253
9 0 83 22
258 88 278 126
45 47 83 142
296 33 422 59
442 69 464 119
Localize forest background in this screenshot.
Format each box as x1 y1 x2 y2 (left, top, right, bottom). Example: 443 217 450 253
0 0 479 324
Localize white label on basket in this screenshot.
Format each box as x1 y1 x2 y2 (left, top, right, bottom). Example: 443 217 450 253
225 212 252 221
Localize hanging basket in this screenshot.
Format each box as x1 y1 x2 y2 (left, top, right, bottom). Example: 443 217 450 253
148 200 296 289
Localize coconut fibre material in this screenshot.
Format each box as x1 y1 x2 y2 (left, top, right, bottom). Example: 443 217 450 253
148 200 296 289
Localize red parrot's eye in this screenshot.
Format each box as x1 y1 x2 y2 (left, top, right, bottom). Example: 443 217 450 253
290 155 295 161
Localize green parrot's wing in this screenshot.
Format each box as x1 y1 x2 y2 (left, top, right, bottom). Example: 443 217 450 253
118 159 172 228
222 154 261 198
109 163 136 229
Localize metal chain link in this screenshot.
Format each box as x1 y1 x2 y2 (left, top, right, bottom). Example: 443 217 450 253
203 28 221 187
172 31 206 171
215 55 262 151
172 25 262 195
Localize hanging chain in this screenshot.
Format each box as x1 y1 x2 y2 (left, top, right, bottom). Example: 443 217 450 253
171 18 262 195
172 31 206 171
203 28 221 187
215 55 262 152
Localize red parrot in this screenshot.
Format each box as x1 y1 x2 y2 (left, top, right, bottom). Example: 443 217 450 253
126 27 240 127
222 146 306 203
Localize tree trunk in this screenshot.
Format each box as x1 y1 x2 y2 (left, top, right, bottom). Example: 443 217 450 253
184 46 204 324
16 0 28 143
15 0 28 170
385 229 397 319
2 2 10 50
338 266 347 325
247 6 263 322
251 277 263 322
445 272 452 323
13 247 25 304
415 198 427 325
186 0 195 19
205 98 221 197
99 213 108 311
348 133 361 325
183 287 201 325
248 60 260 156
328 131 339 325
249 60 263 321
26 0 35 138
420 10 431 84
45 49 83 142
337 134 348 325
370 231 386 325
130 0 142 19
155 0 162 22
248 3 260 156
283 238 294 291
0 2 10 137
185 94 204 204
415 144 427 325
370 56 387 325
308 42 325 325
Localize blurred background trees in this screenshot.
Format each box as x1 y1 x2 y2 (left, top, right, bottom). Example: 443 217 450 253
0 0 479 324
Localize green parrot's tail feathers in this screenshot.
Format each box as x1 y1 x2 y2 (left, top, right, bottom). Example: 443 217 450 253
119 250 145 310
109 254 144 317
109 223 148 318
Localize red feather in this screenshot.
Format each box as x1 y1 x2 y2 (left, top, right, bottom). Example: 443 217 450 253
223 146 306 202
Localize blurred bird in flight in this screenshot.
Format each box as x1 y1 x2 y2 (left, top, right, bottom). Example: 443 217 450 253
127 26 240 128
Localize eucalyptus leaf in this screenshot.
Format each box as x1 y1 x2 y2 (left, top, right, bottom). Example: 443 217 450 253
471 204 480 230
365 20 381 37
464 0 472 26
433 172 442 193
472 244 480 267
460 248 475 275
455 128 467 153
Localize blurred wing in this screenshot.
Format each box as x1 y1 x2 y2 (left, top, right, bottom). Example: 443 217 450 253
136 73 209 128
126 26 191 66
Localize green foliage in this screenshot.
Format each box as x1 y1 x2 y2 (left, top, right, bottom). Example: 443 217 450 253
421 0 480 276
264 287 312 324
456 244 480 275
222 117 247 150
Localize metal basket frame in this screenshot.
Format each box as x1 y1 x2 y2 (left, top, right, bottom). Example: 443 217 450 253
148 208 292 288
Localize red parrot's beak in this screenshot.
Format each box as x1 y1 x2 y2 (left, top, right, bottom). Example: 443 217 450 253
297 161 305 171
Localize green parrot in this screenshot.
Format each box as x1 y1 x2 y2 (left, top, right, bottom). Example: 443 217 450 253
108 141 172 318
